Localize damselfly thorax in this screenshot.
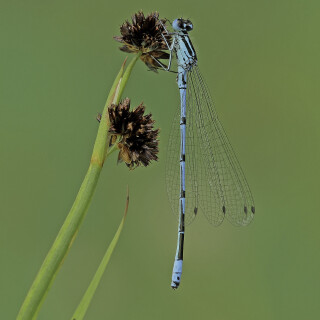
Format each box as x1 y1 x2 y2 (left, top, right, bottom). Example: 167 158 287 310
173 31 197 71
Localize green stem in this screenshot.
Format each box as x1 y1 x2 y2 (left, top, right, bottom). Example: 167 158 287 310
92 53 141 166
17 54 140 320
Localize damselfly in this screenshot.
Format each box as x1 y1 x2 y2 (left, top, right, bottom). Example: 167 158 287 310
152 18 255 289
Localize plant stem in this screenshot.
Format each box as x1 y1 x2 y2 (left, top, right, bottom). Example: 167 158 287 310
17 54 140 320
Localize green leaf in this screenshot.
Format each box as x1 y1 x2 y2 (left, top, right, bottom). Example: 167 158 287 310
71 187 130 320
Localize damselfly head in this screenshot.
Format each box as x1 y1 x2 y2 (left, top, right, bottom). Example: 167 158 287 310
172 18 193 32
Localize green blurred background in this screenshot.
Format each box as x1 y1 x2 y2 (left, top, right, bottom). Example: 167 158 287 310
1 0 319 319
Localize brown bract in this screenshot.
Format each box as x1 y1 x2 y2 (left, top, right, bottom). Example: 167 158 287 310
108 98 159 169
114 11 171 71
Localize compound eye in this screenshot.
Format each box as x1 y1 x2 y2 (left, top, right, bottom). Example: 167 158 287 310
178 19 184 28
172 18 183 31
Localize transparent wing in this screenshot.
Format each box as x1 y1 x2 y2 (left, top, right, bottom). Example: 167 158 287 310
187 65 255 226
166 97 199 225
166 65 255 227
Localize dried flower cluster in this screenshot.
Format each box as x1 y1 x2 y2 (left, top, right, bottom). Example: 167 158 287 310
114 11 171 71
108 98 159 169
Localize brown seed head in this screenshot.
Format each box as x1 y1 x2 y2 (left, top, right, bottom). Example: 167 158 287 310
108 98 159 169
114 11 171 71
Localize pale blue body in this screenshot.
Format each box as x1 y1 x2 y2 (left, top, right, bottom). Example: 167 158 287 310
167 20 198 289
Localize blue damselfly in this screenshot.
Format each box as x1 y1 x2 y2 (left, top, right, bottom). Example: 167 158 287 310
152 18 255 289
